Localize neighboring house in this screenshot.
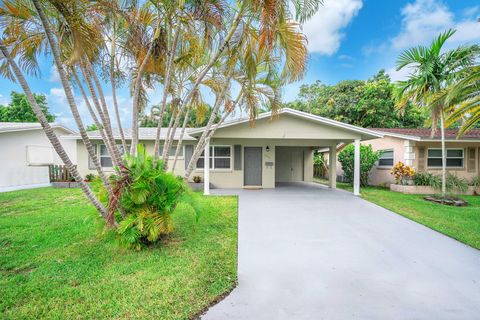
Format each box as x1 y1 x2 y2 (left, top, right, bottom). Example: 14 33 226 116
329 128 480 186
0 122 77 192
65 108 382 194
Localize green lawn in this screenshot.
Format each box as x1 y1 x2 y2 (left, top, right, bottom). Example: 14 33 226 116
0 187 237 319
315 178 480 250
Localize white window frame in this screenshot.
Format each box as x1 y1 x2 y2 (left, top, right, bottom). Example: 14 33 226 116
427 148 464 168
159 144 184 159
99 144 129 168
196 145 232 171
377 149 394 168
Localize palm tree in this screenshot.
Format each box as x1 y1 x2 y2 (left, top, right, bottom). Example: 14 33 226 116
0 40 112 225
395 29 479 196
443 64 480 135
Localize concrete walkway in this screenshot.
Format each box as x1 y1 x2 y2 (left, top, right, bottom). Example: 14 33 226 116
202 183 480 320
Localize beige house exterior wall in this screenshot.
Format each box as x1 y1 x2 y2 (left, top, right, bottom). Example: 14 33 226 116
365 136 407 186
76 138 315 189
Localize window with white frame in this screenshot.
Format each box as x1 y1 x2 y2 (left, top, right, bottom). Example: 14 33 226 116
99 144 129 167
378 149 394 167
427 148 464 168
159 145 183 158
196 146 231 169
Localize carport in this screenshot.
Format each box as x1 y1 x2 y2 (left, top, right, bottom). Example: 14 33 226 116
187 108 383 195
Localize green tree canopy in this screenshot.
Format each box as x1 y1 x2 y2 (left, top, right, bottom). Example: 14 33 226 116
286 70 427 128
0 91 55 122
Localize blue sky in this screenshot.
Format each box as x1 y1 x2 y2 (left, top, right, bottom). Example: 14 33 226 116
0 0 479 127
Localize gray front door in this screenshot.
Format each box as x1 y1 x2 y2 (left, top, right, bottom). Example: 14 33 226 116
244 147 262 186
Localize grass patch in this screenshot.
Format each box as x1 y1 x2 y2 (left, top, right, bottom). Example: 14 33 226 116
0 187 237 319
315 178 480 249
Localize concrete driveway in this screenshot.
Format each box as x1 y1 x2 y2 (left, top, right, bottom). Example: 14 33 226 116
202 183 480 320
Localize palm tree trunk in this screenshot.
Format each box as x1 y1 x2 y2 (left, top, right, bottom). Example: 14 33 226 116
184 70 235 178
171 107 191 172
71 68 113 190
32 0 117 226
80 61 121 167
154 29 180 160
0 42 113 226
131 21 161 155
440 110 447 196
110 19 128 152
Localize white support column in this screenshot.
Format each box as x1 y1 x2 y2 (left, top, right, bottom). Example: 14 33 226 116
204 138 210 195
353 139 361 196
329 145 337 189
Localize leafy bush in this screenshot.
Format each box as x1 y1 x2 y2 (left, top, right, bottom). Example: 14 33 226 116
193 176 202 183
85 173 96 182
96 145 199 249
446 173 468 193
469 176 480 188
338 144 380 186
391 162 415 185
413 172 442 189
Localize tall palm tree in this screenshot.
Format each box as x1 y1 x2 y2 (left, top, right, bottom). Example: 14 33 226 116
0 40 112 225
395 29 478 196
443 64 480 135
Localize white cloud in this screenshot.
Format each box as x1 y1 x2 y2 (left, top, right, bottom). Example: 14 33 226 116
302 0 363 55
386 65 414 82
48 65 60 83
0 93 9 105
392 0 480 50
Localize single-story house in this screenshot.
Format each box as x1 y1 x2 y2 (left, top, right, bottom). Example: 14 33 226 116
0 122 77 192
330 128 480 186
63 108 383 195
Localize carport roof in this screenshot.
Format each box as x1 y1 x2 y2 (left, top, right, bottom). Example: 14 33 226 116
189 108 383 140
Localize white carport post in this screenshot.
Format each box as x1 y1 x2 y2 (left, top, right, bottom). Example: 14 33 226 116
353 139 361 196
328 145 337 189
204 138 210 195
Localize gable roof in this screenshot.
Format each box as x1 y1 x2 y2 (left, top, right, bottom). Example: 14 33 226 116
64 127 196 141
0 122 76 134
371 128 480 141
189 108 383 140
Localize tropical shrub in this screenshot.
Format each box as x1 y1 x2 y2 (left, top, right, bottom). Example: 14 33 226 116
446 173 469 193
390 162 415 185
85 173 96 182
338 144 380 186
469 176 480 188
413 172 442 189
94 145 199 249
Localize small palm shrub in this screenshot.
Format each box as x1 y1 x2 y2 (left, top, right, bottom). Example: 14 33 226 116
469 176 480 188
338 144 380 186
446 173 468 193
95 145 199 249
413 172 442 189
391 162 415 185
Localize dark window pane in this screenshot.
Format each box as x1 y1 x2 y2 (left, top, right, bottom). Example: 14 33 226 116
214 146 231 157
446 158 463 167
214 158 230 169
197 158 203 168
380 150 393 159
428 149 442 157
378 159 394 166
427 158 442 167
100 144 108 156
100 157 113 167
447 149 463 157
196 157 212 168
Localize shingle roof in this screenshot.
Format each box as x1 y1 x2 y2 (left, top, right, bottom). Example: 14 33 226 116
65 127 196 141
0 122 75 134
370 128 480 140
